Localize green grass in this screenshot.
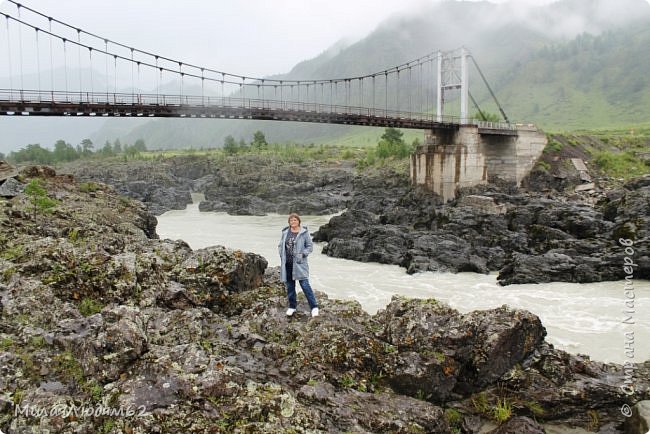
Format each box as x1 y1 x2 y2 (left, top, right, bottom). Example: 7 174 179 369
525 400 545 418
78 297 104 317
493 398 512 424
541 128 650 180
593 151 649 179
318 127 423 148
444 408 463 429
79 182 102 193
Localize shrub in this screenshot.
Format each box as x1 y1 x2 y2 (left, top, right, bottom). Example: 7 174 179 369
25 179 59 214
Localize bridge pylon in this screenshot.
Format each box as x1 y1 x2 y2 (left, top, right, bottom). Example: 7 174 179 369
436 47 469 124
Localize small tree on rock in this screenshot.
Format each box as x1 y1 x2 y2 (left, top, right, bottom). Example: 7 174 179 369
251 131 268 151
223 135 238 155
376 127 409 159
25 178 59 216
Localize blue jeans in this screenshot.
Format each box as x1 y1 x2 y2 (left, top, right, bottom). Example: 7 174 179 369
285 262 318 309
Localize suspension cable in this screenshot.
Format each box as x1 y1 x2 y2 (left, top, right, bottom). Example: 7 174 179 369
468 92 486 121
2 1 446 90
5 16 14 99
468 55 510 123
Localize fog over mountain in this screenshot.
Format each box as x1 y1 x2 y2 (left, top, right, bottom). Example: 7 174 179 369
1 0 649 153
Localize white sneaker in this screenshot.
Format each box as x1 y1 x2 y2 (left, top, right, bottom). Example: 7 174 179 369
311 307 319 317
286 308 296 316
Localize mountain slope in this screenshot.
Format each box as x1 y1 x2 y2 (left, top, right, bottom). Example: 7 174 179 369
497 22 650 129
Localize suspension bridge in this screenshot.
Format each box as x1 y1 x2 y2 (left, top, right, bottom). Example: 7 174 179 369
0 1 547 201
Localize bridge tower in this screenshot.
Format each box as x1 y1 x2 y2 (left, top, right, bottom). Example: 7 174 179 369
436 47 469 124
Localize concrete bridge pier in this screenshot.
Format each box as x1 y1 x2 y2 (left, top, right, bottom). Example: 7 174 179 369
410 125 547 201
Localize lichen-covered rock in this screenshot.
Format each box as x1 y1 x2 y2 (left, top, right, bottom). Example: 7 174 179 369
53 306 148 382
375 296 546 402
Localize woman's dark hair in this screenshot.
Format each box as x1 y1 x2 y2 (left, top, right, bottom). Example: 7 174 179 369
288 213 301 224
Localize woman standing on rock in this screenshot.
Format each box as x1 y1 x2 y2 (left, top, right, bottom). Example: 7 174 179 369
278 213 319 317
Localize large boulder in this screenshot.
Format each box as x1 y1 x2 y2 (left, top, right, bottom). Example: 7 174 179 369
172 245 268 308
376 296 546 402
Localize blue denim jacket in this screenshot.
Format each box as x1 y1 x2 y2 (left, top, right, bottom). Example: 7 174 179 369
278 226 313 282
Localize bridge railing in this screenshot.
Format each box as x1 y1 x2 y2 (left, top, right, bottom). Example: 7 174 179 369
0 88 472 126
469 119 516 130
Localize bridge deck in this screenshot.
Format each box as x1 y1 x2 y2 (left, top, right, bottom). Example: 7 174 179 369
0 89 518 135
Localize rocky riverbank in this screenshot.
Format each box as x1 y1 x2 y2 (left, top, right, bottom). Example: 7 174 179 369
1 165 648 433
60 152 649 285
313 168 650 285
64 155 354 216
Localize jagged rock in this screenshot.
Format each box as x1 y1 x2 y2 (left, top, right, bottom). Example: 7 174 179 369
0 177 24 197
461 194 508 214
624 174 650 190
56 155 650 285
498 251 588 285
376 296 546 401
19 165 57 178
53 306 148 382
173 245 268 304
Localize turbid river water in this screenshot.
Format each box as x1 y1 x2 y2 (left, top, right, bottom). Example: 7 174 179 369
157 199 649 365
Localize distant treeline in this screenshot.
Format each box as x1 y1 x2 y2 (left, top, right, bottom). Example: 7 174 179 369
6 139 148 164
3 127 421 168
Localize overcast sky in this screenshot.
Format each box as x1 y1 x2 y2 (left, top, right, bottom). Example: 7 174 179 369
0 0 573 80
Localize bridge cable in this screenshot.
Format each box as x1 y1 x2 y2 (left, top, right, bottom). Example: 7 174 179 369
4 0 447 90
5 16 14 99
48 18 54 92
468 55 510 123
16 5 24 94
76 30 82 97
35 28 41 96
396 69 400 117
1 4 447 119
468 92 486 121
372 75 375 113
384 72 388 116
406 66 413 117
105 40 109 98
62 38 68 94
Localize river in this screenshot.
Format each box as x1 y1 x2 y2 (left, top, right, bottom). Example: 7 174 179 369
156 199 649 365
